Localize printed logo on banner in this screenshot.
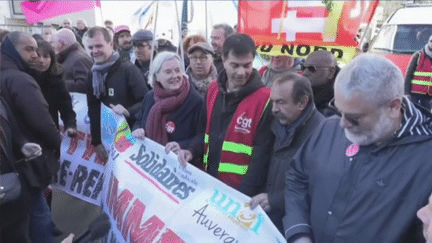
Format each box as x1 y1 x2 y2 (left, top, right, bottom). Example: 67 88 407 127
208 189 265 235
113 120 136 152
234 112 252 134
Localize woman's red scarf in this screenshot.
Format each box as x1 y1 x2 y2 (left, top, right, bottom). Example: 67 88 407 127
145 75 190 145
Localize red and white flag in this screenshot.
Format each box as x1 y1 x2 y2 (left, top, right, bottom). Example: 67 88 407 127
238 1 379 62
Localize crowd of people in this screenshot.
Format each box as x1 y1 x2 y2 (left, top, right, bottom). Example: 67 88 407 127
2 16 432 243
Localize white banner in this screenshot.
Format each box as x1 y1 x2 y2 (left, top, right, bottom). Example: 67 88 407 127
100 105 286 243
56 94 286 242
54 93 105 205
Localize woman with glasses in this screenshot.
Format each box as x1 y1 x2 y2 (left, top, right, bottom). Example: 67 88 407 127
185 42 218 97
133 52 203 154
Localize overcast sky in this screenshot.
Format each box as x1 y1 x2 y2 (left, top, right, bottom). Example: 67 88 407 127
101 1 238 43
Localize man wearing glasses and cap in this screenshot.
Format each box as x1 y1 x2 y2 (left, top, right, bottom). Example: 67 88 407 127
284 54 432 243
131 29 156 89
186 42 218 97
302 50 340 117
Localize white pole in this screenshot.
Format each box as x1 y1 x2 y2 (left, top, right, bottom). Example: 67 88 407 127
174 0 185 72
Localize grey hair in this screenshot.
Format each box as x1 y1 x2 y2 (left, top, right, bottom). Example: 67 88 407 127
334 54 403 106
148 51 182 87
53 28 76 46
77 18 87 26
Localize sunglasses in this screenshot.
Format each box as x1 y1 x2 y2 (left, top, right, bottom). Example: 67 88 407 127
301 65 334 73
328 98 361 126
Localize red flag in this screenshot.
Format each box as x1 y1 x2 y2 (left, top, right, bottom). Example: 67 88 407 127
238 1 379 62
21 1 100 24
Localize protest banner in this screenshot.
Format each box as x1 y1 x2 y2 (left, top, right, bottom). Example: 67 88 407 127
238 1 379 63
54 93 106 205
100 105 286 243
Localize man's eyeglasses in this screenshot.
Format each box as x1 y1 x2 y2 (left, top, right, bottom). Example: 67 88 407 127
133 43 150 49
328 98 361 126
301 65 334 73
190 55 209 62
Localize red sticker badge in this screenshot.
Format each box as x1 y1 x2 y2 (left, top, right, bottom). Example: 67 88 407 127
346 143 360 158
166 121 176 134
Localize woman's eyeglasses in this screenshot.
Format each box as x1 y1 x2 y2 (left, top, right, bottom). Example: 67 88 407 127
301 65 334 73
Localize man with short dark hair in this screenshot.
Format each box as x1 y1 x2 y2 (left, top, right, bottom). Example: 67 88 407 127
239 73 324 234
186 42 218 96
211 23 235 74
83 27 148 161
113 25 134 61
104 20 113 30
302 50 339 117
284 54 432 243
1 31 61 243
178 33 273 189
52 28 93 93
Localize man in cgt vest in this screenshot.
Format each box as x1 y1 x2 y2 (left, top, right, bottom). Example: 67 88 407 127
177 33 273 189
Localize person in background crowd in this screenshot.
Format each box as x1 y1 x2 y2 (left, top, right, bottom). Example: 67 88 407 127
211 23 235 74
84 27 148 162
133 52 203 154
259 55 301 87
156 32 177 53
1 31 61 243
183 34 206 53
113 25 134 62
0 29 10 43
131 29 156 89
62 19 73 29
42 25 55 42
1 96 42 243
405 34 432 110
302 50 339 117
30 40 77 134
418 192 432 243
177 34 273 189
186 42 218 97
60 18 83 48
51 28 93 93
182 34 206 68
76 18 88 38
283 54 432 243
239 73 324 234
104 20 114 30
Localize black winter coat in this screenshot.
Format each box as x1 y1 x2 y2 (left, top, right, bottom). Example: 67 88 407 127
283 100 432 242
239 104 324 233
134 84 203 149
1 54 61 189
87 57 148 146
0 97 31 229
57 42 93 93
30 70 77 130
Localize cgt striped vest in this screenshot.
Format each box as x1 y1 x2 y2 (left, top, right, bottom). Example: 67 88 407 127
203 81 270 188
411 51 432 95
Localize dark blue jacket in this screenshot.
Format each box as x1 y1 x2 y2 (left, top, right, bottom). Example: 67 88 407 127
134 85 203 149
